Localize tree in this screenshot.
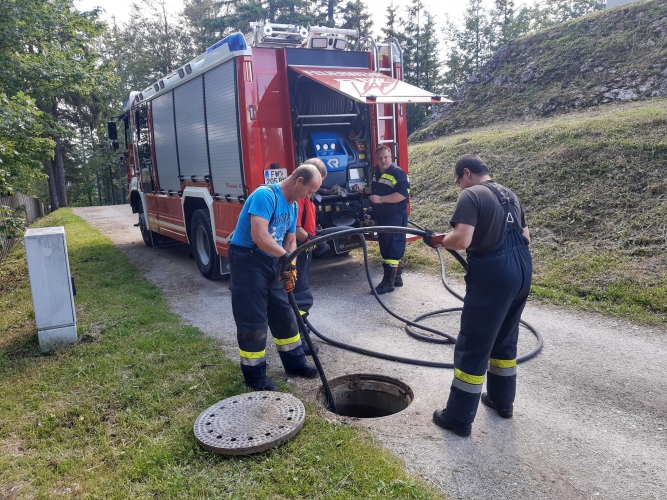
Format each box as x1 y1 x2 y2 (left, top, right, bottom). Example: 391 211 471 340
400 0 442 133
110 0 191 95
0 93 53 196
442 0 494 94
380 1 403 43
316 0 343 27
0 0 112 209
531 0 605 30
339 0 374 43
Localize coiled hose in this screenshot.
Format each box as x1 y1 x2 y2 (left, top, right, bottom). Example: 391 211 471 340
284 225 544 409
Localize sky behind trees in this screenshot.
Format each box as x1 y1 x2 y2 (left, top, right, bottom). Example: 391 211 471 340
74 0 489 39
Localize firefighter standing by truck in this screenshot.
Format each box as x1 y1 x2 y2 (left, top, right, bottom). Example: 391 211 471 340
294 158 327 356
354 145 410 294
423 154 532 437
229 164 323 391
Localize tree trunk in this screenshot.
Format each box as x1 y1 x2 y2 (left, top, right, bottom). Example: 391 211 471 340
108 163 116 205
45 159 60 212
54 137 68 207
95 169 102 205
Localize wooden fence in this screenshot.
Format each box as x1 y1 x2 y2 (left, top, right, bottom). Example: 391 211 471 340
0 192 46 262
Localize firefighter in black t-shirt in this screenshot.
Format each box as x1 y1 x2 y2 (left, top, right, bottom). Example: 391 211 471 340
423 154 533 437
353 145 410 294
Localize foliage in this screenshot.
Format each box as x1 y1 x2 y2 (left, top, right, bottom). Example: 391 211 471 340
0 93 53 195
440 0 606 97
339 0 374 43
414 0 667 141
0 205 26 240
380 1 404 42
0 209 441 499
400 0 443 133
0 0 117 209
408 98 667 325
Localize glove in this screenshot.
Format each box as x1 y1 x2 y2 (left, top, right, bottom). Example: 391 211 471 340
423 229 444 248
279 254 298 292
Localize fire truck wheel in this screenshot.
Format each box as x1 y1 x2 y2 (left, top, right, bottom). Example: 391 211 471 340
191 209 221 280
139 214 159 248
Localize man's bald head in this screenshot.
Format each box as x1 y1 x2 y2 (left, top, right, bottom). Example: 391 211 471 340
303 157 327 180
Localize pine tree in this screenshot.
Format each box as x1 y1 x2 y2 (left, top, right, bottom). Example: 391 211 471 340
401 0 442 133
442 0 494 94
316 0 343 27
339 0 374 41
380 1 403 42
493 0 515 48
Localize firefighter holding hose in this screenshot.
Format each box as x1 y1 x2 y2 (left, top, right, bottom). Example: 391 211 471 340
229 164 323 391
353 144 410 294
423 154 532 437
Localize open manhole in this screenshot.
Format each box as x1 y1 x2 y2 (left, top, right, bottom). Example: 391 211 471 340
193 391 305 455
317 374 413 418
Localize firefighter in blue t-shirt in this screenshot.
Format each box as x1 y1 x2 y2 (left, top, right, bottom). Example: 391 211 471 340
353 144 410 294
229 164 323 391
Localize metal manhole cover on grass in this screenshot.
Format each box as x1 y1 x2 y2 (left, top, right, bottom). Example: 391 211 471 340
193 391 305 455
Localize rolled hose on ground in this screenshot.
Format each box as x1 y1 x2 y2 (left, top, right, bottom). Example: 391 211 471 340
282 225 543 372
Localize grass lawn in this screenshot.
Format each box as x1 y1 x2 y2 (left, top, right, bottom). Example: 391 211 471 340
0 209 442 499
406 99 667 328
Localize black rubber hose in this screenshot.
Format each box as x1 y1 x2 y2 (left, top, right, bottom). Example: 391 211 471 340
286 290 338 413
281 225 543 370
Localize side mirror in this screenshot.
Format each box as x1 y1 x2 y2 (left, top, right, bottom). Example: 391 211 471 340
107 121 118 141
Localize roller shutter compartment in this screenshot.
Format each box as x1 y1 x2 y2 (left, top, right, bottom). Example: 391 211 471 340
151 91 181 192
174 75 210 179
204 60 243 197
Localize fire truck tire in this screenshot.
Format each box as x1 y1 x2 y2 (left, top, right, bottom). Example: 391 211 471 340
139 214 159 248
191 209 221 280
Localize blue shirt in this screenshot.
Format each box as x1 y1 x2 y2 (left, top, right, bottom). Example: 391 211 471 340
230 184 297 252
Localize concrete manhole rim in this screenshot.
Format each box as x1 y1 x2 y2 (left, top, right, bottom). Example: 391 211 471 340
193 391 305 455
317 373 414 419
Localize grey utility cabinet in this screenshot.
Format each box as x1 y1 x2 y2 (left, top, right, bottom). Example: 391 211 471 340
24 226 77 351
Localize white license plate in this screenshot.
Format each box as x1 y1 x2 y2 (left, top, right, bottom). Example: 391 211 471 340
264 168 288 185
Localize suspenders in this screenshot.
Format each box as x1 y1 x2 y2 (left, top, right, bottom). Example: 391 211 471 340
482 182 523 233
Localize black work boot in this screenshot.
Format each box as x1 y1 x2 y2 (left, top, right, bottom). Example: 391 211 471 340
394 262 403 287
241 363 278 391
481 392 513 419
279 349 318 378
432 409 472 437
285 362 318 378
375 263 397 295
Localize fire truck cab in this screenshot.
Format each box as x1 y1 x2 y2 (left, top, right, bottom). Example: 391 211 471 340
110 23 444 279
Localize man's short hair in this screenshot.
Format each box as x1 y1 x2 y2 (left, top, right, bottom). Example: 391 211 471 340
290 164 320 184
303 157 327 179
376 144 392 155
455 154 489 177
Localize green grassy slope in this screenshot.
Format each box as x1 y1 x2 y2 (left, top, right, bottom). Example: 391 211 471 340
413 0 667 142
408 99 667 325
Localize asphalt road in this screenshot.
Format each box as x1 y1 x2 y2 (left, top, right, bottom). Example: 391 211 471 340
73 205 667 500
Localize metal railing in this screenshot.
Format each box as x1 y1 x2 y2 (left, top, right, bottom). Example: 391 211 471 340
0 192 46 262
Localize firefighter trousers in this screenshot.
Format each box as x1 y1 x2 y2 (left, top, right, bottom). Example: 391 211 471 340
377 211 407 266
444 229 532 425
229 244 308 384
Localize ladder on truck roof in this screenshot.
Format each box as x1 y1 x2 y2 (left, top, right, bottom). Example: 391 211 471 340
369 38 402 159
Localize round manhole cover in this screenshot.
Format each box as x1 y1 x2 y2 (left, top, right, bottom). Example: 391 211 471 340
193 391 305 455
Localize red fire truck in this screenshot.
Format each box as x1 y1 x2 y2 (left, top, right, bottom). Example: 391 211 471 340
108 23 444 279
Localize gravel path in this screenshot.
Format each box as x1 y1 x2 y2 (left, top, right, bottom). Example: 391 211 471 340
73 205 667 500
